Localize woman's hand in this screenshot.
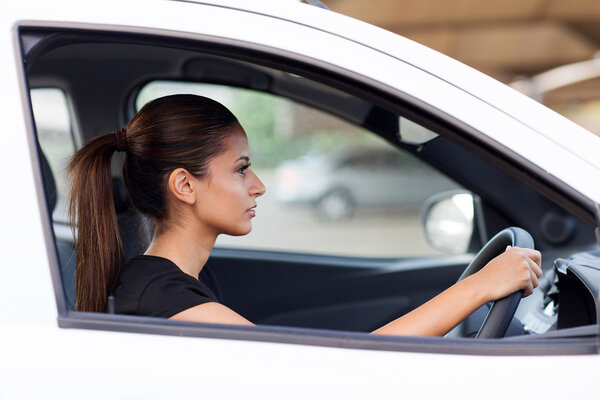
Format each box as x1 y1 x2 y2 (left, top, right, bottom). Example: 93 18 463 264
372 246 542 337
469 246 542 303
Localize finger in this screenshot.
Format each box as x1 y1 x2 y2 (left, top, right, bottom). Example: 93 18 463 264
522 248 542 267
522 279 534 297
510 247 541 263
527 259 542 278
528 267 539 289
527 256 542 278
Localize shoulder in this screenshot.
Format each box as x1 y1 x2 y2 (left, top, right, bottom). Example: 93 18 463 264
119 255 176 282
114 255 217 318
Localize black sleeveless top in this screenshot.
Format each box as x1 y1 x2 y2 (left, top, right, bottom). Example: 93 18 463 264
114 255 218 318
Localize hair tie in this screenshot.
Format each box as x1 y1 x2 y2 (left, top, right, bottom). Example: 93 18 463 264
115 128 127 152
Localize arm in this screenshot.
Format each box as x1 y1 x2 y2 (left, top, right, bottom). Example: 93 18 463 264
372 246 542 336
169 302 254 326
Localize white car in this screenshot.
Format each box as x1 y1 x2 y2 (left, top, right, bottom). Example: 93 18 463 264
1 0 599 398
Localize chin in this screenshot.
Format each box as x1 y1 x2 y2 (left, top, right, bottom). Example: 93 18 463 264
225 224 252 236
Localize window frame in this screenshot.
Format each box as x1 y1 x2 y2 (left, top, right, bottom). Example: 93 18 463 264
18 24 599 356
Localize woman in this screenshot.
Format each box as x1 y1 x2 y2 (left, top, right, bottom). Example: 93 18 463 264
68 94 541 336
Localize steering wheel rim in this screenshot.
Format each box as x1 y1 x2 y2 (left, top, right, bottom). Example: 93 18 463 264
455 227 534 339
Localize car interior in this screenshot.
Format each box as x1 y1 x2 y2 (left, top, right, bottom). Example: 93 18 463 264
20 26 600 352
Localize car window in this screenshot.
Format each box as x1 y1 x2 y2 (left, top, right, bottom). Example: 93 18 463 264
19 25 597 357
30 88 76 224
137 81 463 257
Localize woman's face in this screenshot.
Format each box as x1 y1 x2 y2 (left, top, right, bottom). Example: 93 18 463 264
192 128 265 237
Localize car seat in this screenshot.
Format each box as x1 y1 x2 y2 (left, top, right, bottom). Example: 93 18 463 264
39 148 152 309
39 148 221 310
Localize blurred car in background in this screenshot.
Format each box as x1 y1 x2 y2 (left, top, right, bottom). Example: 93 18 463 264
275 147 459 220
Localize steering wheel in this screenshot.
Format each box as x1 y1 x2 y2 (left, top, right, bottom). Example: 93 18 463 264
450 227 534 339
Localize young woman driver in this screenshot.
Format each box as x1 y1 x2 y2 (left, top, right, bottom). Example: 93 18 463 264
68 94 542 336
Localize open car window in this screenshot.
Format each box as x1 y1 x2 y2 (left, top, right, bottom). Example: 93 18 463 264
20 23 598 356
136 81 462 257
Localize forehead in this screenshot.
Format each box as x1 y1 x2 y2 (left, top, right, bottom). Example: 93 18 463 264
223 127 249 156
206 127 249 171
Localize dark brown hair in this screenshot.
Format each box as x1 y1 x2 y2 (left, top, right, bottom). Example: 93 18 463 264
67 94 240 312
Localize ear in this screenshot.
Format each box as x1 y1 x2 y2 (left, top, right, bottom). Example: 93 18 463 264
167 168 197 205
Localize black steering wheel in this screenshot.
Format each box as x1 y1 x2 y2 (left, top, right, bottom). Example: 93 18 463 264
450 227 534 339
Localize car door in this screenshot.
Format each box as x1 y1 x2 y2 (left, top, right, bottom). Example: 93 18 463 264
4 1 599 398
19 0 596 341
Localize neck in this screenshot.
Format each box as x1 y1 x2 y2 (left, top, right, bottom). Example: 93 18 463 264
144 222 217 279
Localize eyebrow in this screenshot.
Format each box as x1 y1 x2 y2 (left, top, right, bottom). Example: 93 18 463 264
236 156 250 162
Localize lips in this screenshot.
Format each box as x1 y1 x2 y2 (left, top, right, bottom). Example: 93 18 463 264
247 205 257 217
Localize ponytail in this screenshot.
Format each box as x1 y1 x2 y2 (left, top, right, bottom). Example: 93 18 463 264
67 130 124 312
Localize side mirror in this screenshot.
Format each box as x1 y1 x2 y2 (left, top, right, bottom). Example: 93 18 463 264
422 190 484 254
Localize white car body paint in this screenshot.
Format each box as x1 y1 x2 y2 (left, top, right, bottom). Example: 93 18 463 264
0 1 598 398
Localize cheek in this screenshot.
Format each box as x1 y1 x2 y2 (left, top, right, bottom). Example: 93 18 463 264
197 176 254 235
222 181 247 207
209 179 249 219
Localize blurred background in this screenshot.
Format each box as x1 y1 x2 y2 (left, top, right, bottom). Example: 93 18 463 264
325 0 600 135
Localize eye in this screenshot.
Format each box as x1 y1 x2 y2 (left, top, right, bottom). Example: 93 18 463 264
237 163 250 175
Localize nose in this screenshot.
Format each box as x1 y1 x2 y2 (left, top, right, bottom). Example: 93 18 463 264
250 170 266 197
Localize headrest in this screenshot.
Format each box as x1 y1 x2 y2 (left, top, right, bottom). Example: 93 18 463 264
40 149 130 215
39 148 57 212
